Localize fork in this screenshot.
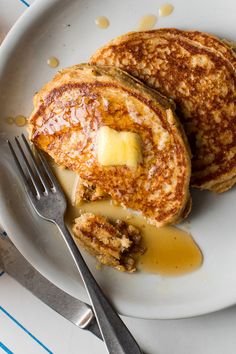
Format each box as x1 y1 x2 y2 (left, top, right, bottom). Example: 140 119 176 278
8 134 143 354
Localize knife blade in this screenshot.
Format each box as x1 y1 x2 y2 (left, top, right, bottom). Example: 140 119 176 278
0 234 102 340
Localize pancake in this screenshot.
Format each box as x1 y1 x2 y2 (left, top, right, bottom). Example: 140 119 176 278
28 64 191 227
72 213 145 272
90 29 236 192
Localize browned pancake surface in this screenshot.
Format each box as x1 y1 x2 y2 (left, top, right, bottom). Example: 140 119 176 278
90 29 236 192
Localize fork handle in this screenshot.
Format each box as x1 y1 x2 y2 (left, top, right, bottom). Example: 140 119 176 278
56 220 143 354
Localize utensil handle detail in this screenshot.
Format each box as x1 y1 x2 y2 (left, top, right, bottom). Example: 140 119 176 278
56 221 143 354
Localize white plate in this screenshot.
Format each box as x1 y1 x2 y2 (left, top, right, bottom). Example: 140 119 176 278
0 0 236 320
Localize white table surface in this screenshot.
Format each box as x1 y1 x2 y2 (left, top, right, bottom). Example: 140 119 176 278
1 1 236 353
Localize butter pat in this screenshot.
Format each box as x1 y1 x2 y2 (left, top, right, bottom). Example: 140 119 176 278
97 126 143 168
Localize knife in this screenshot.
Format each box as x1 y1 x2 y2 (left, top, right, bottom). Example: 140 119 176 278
0 234 102 340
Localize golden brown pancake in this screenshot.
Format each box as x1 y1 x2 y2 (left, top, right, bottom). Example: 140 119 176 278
29 64 191 227
90 29 236 192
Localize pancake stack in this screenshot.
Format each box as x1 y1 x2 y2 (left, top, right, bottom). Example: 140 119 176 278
29 28 236 228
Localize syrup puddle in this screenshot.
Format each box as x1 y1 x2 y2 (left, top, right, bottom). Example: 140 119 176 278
138 226 202 276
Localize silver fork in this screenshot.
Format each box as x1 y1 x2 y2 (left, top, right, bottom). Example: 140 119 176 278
8 134 143 354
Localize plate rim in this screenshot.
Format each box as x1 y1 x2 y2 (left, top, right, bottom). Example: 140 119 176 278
1 0 236 320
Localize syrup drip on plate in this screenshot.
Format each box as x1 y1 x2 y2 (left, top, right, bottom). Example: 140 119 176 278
95 16 110 29
5 115 27 127
47 57 59 68
5 117 14 125
138 226 202 276
159 3 174 17
15 115 27 127
138 15 158 31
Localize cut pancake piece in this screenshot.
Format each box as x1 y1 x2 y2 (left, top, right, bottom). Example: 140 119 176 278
90 29 236 192
72 213 145 272
29 64 191 226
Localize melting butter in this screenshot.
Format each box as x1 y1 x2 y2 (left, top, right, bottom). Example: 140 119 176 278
97 126 142 168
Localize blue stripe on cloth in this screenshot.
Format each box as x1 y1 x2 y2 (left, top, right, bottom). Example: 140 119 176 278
0 272 4 277
19 0 30 7
0 342 13 354
0 307 52 353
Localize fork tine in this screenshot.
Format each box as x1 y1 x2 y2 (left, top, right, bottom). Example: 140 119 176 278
21 134 49 194
14 137 42 198
36 149 62 193
7 140 37 197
